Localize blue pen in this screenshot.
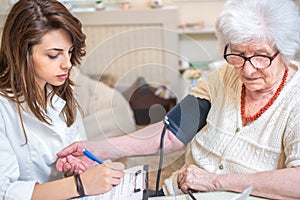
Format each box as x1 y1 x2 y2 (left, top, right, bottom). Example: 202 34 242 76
83 149 104 164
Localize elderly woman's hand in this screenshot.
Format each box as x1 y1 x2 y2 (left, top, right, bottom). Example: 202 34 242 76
177 164 220 193
56 141 96 175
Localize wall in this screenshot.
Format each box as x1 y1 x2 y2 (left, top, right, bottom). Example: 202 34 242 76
1 0 299 63
0 0 224 26
0 0 11 13
123 0 224 27
109 0 224 63
2 0 300 27
0 0 225 65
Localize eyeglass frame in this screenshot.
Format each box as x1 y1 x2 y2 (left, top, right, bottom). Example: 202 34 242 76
223 44 280 69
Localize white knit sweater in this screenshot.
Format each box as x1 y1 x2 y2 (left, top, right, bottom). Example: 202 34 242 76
163 62 300 195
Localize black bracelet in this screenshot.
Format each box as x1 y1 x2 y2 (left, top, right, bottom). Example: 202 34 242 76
74 174 85 197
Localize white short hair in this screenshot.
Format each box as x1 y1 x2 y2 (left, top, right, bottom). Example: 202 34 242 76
216 0 300 62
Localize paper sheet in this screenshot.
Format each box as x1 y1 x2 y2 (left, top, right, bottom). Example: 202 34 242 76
74 165 148 200
150 186 258 200
230 186 253 200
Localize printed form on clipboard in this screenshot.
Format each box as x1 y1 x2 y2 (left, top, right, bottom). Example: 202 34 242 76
74 165 148 200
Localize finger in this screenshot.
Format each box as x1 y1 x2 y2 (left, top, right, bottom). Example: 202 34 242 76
177 171 186 188
65 155 80 174
178 177 185 189
74 162 81 174
64 162 72 172
64 163 76 176
180 181 192 194
74 161 88 174
111 177 122 185
104 159 112 164
109 169 125 179
56 157 67 172
179 174 190 191
106 162 125 171
70 161 82 175
66 154 91 171
56 142 84 157
177 174 182 188
78 163 88 172
118 170 125 178
57 145 74 157
182 186 189 193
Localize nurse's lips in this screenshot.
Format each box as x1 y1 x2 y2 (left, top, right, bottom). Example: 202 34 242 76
57 73 68 79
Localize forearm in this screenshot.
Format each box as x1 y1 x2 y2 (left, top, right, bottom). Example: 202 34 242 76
32 176 78 200
95 121 184 160
216 167 300 200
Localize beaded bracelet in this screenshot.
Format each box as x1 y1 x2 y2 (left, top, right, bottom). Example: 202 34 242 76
74 174 85 197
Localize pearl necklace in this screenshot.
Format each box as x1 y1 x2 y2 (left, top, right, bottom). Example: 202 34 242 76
241 67 289 123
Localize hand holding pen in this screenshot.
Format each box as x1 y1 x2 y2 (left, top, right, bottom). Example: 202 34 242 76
56 144 125 196
74 155 125 196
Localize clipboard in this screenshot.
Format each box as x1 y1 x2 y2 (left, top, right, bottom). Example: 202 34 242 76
133 165 149 200
74 165 148 200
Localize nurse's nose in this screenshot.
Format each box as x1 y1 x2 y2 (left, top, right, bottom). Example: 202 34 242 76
62 56 72 69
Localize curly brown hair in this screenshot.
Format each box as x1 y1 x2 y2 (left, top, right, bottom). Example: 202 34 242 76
0 0 86 144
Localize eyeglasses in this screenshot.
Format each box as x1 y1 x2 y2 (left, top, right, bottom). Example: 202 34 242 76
223 45 280 69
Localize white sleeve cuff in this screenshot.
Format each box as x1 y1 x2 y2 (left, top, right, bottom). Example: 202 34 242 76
163 171 184 196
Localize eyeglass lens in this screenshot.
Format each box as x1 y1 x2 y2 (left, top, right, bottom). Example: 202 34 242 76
225 55 271 68
223 45 279 69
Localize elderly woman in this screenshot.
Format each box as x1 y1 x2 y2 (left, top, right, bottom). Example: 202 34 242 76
56 0 300 199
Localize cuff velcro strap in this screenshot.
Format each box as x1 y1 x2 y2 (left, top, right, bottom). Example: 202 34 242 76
74 174 85 197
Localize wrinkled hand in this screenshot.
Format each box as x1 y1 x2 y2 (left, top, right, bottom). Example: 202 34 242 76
56 141 95 175
80 164 125 195
177 164 219 193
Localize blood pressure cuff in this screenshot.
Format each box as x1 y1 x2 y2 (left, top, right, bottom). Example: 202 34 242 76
164 94 211 145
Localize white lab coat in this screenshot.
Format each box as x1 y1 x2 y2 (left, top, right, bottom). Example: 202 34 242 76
0 93 86 200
